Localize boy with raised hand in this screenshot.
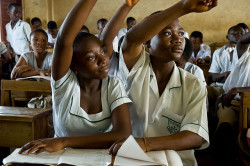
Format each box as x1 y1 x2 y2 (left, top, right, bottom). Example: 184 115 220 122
109 0 217 165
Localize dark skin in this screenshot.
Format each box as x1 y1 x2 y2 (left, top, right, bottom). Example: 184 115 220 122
211 26 245 83
190 37 211 64
109 0 218 155
19 0 139 155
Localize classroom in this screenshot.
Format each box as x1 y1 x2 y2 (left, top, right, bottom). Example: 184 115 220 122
0 0 249 166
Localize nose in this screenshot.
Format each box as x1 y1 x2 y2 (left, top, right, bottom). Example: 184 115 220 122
172 33 182 44
98 55 108 66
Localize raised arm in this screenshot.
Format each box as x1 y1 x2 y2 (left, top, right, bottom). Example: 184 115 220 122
122 0 218 70
100 0 139 58
237 31 250 58
52 0 97 81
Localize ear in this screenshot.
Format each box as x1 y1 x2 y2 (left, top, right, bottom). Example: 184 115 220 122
226 35 229 40
145 40 151 49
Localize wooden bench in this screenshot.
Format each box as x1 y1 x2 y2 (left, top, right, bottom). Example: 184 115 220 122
0 106 52 148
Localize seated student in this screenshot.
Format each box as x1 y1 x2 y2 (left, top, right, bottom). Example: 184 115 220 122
237 22 249 33
0 42 12 64
190 31 211 64
46 21 58 48
207 25 245 111
31 17 42 31
80 25 89 33
117 17 136 40
176 38 206 85
18 0 138 155
109 0 217 165
11 29 52 79
214 31 250 166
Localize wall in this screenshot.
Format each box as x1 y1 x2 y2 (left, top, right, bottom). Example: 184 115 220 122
22 0 250 42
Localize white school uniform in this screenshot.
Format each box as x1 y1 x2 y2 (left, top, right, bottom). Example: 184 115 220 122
22 51 52 71
209 45 238 86
95 34 119 53
45 30 57 44
117 28 127 41
119 47 209 166
6 20 31 55
192 44 211 59
0 42 7 55
184 62 206 85
51 70 131 137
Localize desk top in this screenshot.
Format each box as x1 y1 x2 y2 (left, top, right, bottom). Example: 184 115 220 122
0 106 52 122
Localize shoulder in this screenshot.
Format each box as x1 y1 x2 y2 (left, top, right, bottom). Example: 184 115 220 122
202 44 211 50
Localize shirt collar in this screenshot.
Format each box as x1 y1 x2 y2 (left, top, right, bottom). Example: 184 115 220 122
167 64 182 91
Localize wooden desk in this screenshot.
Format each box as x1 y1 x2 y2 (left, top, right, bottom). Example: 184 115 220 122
1 80 51 106
0 106 52 148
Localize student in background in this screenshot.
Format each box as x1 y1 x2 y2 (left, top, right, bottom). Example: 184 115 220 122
11 29 52 79
117 17 136 40
190 31 211 64
19 0 139 155
80 25 89 33
0 42 12 64
109 0 217 165
237 22 249 33
46 21 58 48
214 31 250 166
176 38 206 85
31 17 42 31
6 2 31 63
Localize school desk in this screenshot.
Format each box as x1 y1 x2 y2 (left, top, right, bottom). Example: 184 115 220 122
197 62 211 84
0 106 52 148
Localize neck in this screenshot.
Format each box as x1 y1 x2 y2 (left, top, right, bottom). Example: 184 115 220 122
34 51 47 59
226 42 236 48
78 77 101 94
11 20 19 27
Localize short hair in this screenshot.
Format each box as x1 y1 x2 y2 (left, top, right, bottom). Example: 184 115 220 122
8 2 22 11
80 25 90 33
227 25 241 34
182 38 193 61
47 21 57 29
190 31 203 41
30 29 48 40
97 18 108 25
237 23 249 30
126 17 136 25
31 17 41 25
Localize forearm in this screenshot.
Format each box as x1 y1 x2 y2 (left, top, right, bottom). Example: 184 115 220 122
146 131 203 151
211 73 227 82
16 70 43 78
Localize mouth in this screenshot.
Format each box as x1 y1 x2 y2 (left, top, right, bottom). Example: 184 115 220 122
99 65 109 73
171 46 183 53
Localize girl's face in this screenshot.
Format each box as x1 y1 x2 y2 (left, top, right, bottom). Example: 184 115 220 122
72 37 110 80
30 32 48 54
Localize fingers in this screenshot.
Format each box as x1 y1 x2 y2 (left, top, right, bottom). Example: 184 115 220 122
109 140 123 155
18 140 46 155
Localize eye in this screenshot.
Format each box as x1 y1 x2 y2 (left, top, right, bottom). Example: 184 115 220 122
87 55 96 61
178 31 185 36
101 49 106 55
164 32 171 36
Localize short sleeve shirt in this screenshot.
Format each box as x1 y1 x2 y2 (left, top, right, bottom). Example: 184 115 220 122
22 51 52 71
0 42 7 55
119 47 209 166
6 20 31 55
184 62 206 85
192 44 211 59
51 70 131 137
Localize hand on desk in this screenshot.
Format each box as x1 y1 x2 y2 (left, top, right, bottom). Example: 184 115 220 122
11 65 34 79
18 137 64 155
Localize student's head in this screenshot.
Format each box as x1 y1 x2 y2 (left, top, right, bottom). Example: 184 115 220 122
8 2 22 22
47 21 58 38
31 17 42 30
190 31 203 51
237 23 249 33
227 25 244 44
126 17 136 30
71 32 109 79
30 29 48 54
97 18 108 33
80 25 90 33
147 19 185 62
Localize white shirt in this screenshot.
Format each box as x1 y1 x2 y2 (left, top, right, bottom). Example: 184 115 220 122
45 30 57 44
119 47 209 166
184 62 206 85
209 45 238 86
22 51 52 71
117 28 127 41
6 20 31 55
95 34 119 53
51 70 131 137
192 44 211 59
0 42 7 55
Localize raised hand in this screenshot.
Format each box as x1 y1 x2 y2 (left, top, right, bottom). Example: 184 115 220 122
182 0 218 13
125 0 139 7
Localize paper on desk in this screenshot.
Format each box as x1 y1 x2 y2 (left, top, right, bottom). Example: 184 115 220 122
114 135 168 166
3 148 62 166
58 149 111 166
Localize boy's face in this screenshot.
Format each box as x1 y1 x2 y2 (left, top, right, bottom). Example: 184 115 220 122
8 6 22 22
149 19 185 62
48 29 58 38
190 37 202 51
127 20 136 30
227 26 244 43
30 32 48 54
32 21 42 30
72 36 110 80
98 21 107 32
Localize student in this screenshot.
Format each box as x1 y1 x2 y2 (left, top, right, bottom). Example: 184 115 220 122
214 31 250 166
176 38 206 85
80 25 90 33
11 29 52 79
6 2 31 63
109 0 217 165
19 0 138 155
0 42 12 64
190 31 211 64
31 17 42 31
117 17 136 40
237 22 249 33
46 21 58 48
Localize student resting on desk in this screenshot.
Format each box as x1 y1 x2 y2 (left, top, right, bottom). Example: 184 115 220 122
214 31 250 166
19 0 139 155
11 29 52 79
108 0 217 165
